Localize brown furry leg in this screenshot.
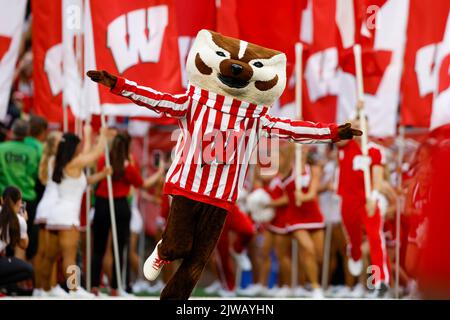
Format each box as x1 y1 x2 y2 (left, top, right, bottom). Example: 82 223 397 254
158 196 200 261
160 201 227 300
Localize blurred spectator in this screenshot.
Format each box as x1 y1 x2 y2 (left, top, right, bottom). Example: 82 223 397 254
24 115 48 260
0 119 39 260
0 186 34 293
25 115 47 157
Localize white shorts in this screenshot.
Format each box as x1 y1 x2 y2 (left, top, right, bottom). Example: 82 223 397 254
130 205 143 234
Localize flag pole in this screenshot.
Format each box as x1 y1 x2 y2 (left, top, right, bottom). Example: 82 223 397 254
294 43 304 196
353 44 372 199
85 132 92 292
74 0 91 290
395 126 405 298
63 105 69 132
291 42 303 289
100 111 123 293
138 130 150 281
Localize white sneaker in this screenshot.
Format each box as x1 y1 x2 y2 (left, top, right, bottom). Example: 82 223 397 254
69 287 95 299
101 274 110 287
261 286 280 297
204 280 223 294
348 258 363 276
405 280 419 299
274 286 292 298
231 251 252 271
32 288 48 297
116 288 134 298
311 288 324 299
218 288 236 298
333 286 353 298
143 240 170 281
146 280 165 294
293 286 312 298
237 283 264 297
48 285 69 298
349 283 366 298
131 280 148 293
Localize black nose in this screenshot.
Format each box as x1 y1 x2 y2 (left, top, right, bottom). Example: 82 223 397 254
231 63 243 75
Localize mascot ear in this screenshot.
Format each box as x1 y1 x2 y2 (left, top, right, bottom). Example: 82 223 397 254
195 29 213 47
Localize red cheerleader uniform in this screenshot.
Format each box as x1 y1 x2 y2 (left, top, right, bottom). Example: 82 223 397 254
265 176 290 234
285 165 325 232
338 140 390 284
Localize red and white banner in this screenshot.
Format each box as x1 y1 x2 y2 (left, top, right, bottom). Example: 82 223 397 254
298 0 340 124
33 0 76 127
431 11 450 130
63 0 85 119
400 0 449 128
0 0 27 120
83 0 183 118
337 0 410 137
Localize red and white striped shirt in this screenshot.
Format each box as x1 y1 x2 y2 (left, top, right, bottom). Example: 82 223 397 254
111 77 339 211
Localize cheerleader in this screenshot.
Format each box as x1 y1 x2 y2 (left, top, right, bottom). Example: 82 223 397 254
40 126 108 297
91 132 164 296
337 117 391 298
243 166 277 297
32 131 63 297
285 146 325 299
265 143 294 297
244 146 293 297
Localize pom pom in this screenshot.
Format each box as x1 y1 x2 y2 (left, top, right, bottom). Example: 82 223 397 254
246 188 275 223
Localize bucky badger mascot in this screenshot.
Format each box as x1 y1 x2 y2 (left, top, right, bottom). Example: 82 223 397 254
87 29 361 300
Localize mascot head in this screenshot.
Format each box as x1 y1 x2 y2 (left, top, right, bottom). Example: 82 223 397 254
186 30 287 106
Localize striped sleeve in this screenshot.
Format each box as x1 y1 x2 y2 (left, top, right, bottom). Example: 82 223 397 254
110 77 190 118
261 114 340 144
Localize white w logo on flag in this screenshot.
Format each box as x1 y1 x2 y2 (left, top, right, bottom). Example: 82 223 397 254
107 5 168 73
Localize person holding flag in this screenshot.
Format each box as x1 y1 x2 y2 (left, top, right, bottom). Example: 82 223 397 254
336 111 391 298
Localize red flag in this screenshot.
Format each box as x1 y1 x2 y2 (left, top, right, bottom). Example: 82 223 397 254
215 0 305 119
215 0 239 38
336 0 409 137
0 1 27 120
430 11 450 130
300 0 340 124
174 0 216 88
84 0 183 118
32 0 75 128
401 0 450 128
0 36 12 61
339 47 392 95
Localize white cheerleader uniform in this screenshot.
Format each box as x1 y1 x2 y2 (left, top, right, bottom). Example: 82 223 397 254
35 157 58 225
130 197 143 234
46 172 87 230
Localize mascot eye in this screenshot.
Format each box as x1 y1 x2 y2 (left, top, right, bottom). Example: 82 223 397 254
253 62 264 68
216 51 226 57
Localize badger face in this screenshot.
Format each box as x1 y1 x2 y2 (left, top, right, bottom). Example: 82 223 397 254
186 30 287 106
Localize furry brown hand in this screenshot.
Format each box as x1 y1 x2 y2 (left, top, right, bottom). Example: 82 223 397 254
338 123 363 140
86 70 117 88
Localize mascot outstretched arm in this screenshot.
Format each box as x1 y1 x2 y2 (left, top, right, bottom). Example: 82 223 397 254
87 29 361 300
